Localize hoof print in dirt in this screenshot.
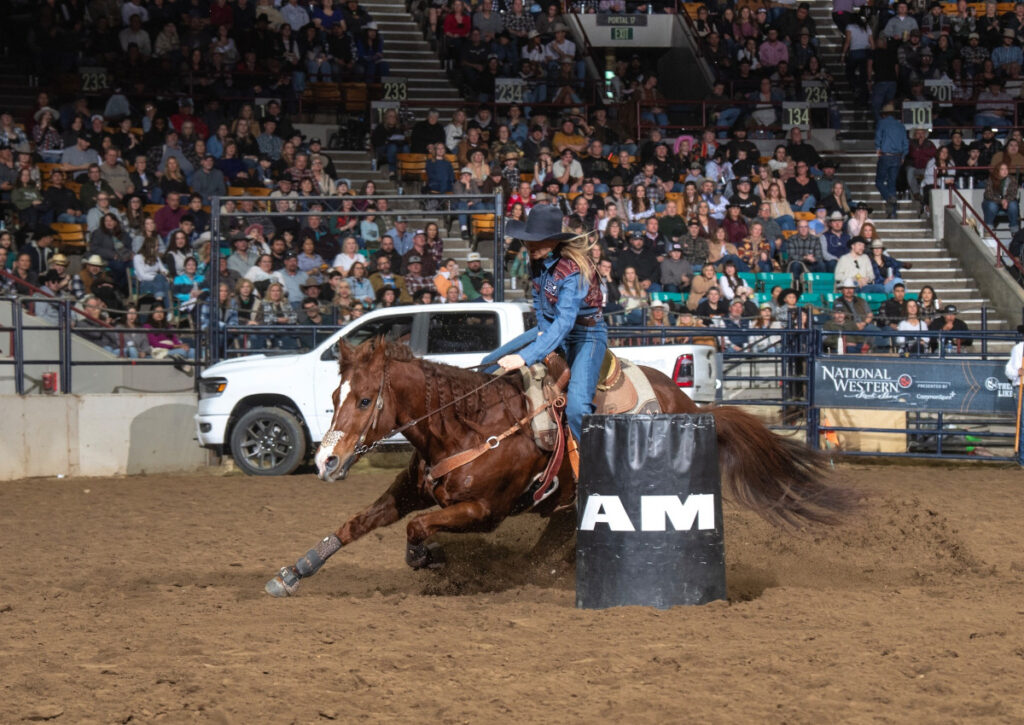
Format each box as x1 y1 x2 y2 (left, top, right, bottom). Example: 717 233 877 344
406 542 446 570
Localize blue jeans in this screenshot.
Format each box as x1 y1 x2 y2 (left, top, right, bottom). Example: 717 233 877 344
715 107 741 137
379 141 409 175
139 276 171 302
974 113 1011 131
452 198 475 228
983 199 1021 231
791 195 817 212
482 323 608 441
875 155 901 204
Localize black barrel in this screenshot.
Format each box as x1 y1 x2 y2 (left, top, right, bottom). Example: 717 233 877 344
575 414 726 609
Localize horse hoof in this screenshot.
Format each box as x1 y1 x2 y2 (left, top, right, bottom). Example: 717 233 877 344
265 566 301 597
406 542 446 570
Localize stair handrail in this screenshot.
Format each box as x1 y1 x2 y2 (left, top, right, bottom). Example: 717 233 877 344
947 185 1024 277
671 7 716 89
0 268 114 326
561 9 602 104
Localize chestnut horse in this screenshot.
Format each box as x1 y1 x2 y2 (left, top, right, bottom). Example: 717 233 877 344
265 339 850 597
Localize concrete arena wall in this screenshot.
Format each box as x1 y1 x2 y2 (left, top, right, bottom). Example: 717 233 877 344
0 393 209 480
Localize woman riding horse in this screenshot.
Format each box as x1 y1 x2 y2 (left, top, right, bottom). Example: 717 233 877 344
485 204 607 453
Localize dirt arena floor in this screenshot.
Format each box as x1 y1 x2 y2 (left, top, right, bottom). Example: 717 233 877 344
2 460 1024 724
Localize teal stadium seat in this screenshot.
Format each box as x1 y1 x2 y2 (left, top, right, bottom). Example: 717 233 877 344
651 292 685 305
755 272 794 293
862 292 888 311
802 272 835 294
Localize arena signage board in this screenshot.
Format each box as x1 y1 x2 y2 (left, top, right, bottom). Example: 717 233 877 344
902 101 933 130
783 103 811 130
813 358 1016 414
801 81 829 108
381 76 407 102
595 14 648 25
925 79 954 106
495 78 526 104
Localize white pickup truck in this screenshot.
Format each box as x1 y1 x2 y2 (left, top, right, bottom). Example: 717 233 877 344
195 302 720 475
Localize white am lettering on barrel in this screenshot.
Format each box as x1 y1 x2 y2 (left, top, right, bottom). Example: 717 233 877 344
579 494 716 532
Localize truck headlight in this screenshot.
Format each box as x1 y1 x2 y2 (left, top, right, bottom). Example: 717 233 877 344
199 378 228 398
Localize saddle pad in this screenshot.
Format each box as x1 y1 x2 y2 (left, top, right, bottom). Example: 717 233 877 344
520 364 559 451
593 358 662 415
520 356 661 452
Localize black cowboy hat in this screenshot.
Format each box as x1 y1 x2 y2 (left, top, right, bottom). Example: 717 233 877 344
505 204 574 243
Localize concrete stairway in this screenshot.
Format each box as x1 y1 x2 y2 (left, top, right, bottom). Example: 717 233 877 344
0 59 35 128
367 0 463 114
834 152 1006 331
804 1 1007 332
320 147 517 295
807 3 876 143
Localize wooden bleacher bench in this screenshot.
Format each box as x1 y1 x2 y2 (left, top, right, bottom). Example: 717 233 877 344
52 222 87 252
397 152 428 190
471 213 495 241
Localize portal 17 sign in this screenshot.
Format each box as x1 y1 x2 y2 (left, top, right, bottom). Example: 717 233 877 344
813 359 1016 414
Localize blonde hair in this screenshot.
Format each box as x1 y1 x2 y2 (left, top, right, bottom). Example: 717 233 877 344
558 230 597 287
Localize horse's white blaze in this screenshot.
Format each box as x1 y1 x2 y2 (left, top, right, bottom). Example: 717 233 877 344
315 380 351 476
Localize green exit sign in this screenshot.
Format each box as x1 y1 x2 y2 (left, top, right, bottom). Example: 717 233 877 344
610 27 633 40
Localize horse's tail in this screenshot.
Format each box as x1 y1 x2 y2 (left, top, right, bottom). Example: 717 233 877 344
708 405 856 527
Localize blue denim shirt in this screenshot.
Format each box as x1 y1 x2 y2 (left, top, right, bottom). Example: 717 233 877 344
517 254 597 366
875 117 909 156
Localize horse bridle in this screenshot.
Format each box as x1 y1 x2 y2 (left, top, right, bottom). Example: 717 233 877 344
336 356 514 476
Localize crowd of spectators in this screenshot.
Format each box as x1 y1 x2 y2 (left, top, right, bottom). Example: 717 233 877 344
0 0 993 361
693 1 843 134
23 0 396 106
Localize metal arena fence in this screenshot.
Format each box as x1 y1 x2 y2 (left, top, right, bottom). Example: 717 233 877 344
5 287 1023 463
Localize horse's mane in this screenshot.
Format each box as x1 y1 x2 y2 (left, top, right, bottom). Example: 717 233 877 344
340 339 524 436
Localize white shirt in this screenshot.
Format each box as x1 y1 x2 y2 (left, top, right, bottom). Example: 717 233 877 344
1006 341 1024 385
896 319 929 348
547 38 576 61
332 252 367 274
133 254 169 282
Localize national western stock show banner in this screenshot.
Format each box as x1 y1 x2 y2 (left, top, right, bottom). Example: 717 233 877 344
813 358 1017 414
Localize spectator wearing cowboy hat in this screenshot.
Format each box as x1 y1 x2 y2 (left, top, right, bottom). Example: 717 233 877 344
833 236 874 292
34 269 71 326
833 278 883 348
501 151 521 188
70 254 107 300
24 226 56 276
460 251 494 300
820 211 850 272
874 102 908 219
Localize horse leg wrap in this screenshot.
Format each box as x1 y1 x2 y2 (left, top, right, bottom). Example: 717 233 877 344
295 534 342 577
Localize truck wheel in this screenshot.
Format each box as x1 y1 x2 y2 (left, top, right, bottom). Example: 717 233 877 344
230 406 307 476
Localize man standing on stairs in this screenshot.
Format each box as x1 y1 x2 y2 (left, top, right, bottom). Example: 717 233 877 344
875 103 908 219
